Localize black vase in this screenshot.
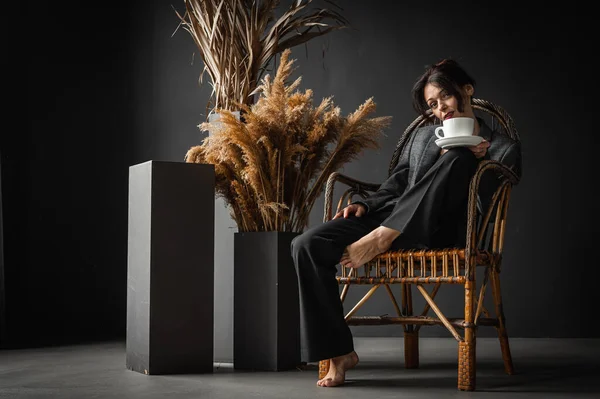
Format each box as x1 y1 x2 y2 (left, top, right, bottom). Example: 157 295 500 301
233 231 301 371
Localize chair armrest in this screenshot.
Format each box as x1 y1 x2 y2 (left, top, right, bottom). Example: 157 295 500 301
465 160 519 261
323 172 381 222
475 159 520 186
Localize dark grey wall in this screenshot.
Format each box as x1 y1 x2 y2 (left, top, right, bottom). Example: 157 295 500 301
2 0 596 360
2 1 138 347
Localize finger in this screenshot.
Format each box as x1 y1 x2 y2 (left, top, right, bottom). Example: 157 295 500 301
343 208 349 218
332 211 342 220
356 208 364 217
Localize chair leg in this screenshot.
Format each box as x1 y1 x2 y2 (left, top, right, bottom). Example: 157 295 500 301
458 280 476 391
491 268 515 375
402 283 420 368
458 340 475 391
318 359 329 379
404 330 419 369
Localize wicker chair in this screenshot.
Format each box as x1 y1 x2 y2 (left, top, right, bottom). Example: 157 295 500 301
318 99 521 391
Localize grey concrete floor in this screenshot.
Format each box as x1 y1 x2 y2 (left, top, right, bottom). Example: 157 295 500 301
1 337 599 399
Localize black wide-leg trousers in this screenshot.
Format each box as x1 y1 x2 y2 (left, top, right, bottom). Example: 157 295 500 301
291 147 479 362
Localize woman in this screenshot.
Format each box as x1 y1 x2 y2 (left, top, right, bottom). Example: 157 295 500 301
291 59 522 387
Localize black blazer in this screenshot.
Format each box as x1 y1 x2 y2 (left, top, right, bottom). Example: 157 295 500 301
356 117 522 215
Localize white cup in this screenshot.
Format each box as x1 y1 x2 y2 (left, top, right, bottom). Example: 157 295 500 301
434 117 475 139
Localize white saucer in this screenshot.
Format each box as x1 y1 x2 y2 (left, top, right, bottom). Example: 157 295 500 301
435 135 483 149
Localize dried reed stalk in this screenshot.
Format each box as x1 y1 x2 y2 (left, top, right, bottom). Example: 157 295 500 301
174 0 348 116
185 49 392 232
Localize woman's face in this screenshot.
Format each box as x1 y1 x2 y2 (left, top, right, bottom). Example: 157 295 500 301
423 83 475 121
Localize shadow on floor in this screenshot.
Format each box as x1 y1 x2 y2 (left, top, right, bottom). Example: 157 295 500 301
342 361 600 393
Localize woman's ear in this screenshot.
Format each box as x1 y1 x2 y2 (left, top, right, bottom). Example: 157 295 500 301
464 84 474 96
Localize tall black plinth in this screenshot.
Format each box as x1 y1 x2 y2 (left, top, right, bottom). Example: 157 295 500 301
126 160 214 375
234 231 301 371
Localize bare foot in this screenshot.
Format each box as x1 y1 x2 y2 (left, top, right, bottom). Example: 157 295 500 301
316 351 359 387
340 226 400 268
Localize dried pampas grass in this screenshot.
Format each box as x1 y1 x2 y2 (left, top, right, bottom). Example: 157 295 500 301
185 49 392 232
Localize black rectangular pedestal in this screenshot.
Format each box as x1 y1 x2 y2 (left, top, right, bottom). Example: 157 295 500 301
126 160 214 374
233 231 301 371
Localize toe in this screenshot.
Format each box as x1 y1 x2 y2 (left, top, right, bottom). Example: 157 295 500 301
318 378 331 387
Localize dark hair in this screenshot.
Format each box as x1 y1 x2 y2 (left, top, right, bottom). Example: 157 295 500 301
411 59 476 118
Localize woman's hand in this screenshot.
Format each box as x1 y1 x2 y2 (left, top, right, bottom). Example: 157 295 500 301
333 203 366 219
469 139 490 158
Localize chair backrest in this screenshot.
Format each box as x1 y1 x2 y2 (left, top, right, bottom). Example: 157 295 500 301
388 99 521 176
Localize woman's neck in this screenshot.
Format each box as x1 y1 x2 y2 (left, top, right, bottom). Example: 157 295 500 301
473 117 481 136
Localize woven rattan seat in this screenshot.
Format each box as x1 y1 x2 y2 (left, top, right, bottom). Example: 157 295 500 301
318 99 521 391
